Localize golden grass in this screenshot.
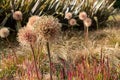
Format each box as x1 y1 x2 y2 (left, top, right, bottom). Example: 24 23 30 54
50 26 120 67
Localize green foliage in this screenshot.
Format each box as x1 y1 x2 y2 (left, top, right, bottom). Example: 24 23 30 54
0 0 117 31
0 64 17 79
114 0 120 8
96 73 103 80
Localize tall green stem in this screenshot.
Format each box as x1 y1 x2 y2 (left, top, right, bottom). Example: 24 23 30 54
16 21 22 31
86 27 89 42
84 26 86 40
46 42 53 80
30 44 40 80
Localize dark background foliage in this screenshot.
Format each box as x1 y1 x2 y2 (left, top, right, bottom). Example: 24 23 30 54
114 0 120 8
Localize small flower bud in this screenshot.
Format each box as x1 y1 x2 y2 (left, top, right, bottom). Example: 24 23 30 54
13 11 23 21
69 19 77 26
0 27 9 38
84 18 92 27
79 11 87 20
65 12 72 20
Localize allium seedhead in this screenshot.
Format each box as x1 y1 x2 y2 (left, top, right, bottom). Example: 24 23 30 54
0 27 9 38
79 11 87 20
13 11 23 21
84 18 92 27
65 12 72 20
27 15 40 27
69 19 77 26
17 27 37 46
34 15 61 42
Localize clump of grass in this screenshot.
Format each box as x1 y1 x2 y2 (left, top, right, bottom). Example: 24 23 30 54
1 29 120 80
105 28 120 46
0 54 17 79
65 55 119 80
0 27 18 63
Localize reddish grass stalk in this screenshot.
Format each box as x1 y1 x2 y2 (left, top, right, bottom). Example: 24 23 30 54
60 69 64 79
30 44 40 80
68 71 72 80
46 42 53 80
106 57 110 80
54 54 119 80
100 48 104 80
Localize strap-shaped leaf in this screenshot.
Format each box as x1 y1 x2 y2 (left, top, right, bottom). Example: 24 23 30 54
108 1 116 9
33 0 48 15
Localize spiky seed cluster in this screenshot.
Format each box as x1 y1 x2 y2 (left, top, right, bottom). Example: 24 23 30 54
0 27 9 38
79 11 87 20
13 11 23 21
17 27 37 46
34 15 61 42
27 15 40 27
84 18 92 27
65 12 72 20
69 18 77 26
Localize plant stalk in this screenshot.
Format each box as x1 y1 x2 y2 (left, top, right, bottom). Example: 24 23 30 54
84 26 89 46
86 27 89 42
16 21 22 31
46 42 53 80
30 44 40 80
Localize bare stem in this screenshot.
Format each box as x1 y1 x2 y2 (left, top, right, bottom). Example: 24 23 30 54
86 27 89 42
46 42 53 80
84 26 88 46
16 21 22 31
30 44 40 80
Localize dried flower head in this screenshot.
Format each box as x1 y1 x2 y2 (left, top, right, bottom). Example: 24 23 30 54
84 18 92 27
65 12 72 20
0 27 9 38
34 15 61 42
69 18 77 26
79 11 87 20
13 11 23 21
27 15 40 27
17 27 37 46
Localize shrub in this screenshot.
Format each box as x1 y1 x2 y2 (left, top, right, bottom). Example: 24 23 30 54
0 0 118 32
